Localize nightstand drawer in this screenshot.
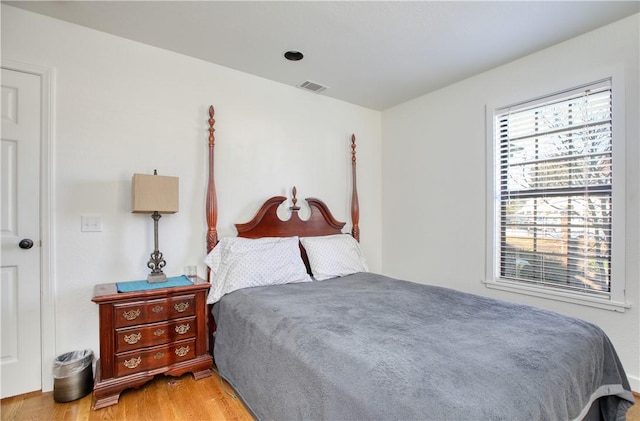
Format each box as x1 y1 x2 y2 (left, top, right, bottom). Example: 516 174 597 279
115 317 197 352
114 295 196 328
114 339 196 377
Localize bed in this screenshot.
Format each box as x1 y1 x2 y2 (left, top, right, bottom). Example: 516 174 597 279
202 106 634 420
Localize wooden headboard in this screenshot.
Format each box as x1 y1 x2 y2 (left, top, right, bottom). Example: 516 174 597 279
235 188 344 237
205 105 360 254
204 105 360 349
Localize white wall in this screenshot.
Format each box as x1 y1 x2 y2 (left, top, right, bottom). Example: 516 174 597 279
1 4 382 388
382 14 640 390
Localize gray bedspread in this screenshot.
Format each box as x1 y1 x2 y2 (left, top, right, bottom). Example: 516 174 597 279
213 273 634 421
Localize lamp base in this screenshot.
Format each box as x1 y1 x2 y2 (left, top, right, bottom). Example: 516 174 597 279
147 273 167 283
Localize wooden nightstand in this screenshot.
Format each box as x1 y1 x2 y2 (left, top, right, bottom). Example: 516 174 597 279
91 277 213 409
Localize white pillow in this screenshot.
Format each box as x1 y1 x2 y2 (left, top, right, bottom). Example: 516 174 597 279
205 236 311 304
300 234 368 281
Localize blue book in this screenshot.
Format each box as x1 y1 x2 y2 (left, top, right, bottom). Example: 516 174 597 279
116 275 193 293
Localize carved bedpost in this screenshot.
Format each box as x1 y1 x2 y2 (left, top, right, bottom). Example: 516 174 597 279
206 106 218 253
351 134 360 242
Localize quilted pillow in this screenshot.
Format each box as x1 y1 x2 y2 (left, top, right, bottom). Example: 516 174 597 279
300 234 369 281
205 236 311 304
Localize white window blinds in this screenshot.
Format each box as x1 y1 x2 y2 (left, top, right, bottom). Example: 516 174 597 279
495 79 612 297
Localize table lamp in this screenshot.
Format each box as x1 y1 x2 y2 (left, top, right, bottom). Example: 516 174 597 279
132 170 179 283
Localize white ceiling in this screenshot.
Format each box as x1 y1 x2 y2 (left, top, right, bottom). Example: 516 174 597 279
6 1 639 110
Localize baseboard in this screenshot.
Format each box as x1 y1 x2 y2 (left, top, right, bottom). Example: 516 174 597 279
629 375 639 394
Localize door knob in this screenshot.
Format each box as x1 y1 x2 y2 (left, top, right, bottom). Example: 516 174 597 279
18 239 34 249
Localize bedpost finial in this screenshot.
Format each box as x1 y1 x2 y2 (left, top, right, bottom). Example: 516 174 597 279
208 105 216 147
351 134 357 164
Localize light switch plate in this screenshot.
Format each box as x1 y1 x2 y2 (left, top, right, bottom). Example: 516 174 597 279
81 216 103 232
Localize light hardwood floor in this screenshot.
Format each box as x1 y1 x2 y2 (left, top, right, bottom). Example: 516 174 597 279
630 394 640 421
1 370 253 421
2 372 638 421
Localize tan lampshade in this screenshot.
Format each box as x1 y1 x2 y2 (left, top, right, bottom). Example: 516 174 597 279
131 173 179 213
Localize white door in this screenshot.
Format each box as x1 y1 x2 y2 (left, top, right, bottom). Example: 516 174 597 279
1 68 42 398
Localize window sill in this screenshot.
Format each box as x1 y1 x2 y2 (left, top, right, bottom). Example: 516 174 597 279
483 279 631 313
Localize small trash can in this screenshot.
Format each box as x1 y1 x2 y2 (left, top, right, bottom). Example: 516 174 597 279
52 350 94 403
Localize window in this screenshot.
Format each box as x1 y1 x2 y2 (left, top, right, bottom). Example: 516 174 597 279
487 78 627 310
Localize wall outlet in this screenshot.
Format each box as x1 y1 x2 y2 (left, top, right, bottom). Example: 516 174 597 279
81 216 103 232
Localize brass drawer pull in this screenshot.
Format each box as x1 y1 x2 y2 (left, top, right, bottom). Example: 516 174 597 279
174 302 189 312
123 332 142 344
122 309 141 321
153 328 165 337
151 305 164 313
175 346 190 357
123 356 141 369
175 324 190 335
154 352 164 360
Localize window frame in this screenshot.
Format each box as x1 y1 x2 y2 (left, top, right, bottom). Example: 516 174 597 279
484 73 629 312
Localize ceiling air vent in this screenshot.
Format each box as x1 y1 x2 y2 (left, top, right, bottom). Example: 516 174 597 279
297 80 328 93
